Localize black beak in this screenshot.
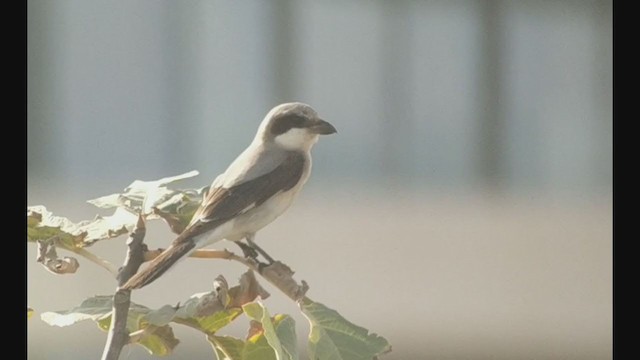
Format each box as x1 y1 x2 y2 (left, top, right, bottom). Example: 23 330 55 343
310 119 337 135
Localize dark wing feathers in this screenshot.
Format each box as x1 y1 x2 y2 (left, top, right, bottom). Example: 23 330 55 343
121 241 195 289
174 151 305 245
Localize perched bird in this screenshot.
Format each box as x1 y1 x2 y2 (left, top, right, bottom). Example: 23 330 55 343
121 102 336 290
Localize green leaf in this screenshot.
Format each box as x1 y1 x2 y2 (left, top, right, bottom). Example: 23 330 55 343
209 327 297 360
144 275 241 335
273 314 298 360
40 296 179 356
96 315 180 356
87 170 206 232
87 170 199 210
144 304 179 327
28 172 207 247
135 322 181 356
243 302 295 360
209 335 246 360
144 271 265 336
301 299 391 360
40 295 116 326
173 308 244 335
244 328 278 360
141 271 268 357
27 206 136 248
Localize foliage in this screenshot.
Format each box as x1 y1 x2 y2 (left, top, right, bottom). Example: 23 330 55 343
28 171 391 359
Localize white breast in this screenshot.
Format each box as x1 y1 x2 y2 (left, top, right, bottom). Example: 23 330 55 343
226 156 312 241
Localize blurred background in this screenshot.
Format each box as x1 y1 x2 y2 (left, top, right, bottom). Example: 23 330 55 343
27 1 612 359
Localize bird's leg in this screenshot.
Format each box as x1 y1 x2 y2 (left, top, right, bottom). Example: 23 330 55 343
246 234 275 265
234 241 260 261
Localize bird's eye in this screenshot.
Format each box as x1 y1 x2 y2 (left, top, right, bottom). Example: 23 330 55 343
270 114 308 135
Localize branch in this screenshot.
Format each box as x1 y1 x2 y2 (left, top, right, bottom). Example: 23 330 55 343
151 248 309 303
115 222 148 286
69 247 119 277
101 215 146 360
145 249 309 302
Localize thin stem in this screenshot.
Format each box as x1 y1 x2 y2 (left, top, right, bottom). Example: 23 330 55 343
146 247 308 302
188 249 308 302
69 247 119 277
188 249 234 259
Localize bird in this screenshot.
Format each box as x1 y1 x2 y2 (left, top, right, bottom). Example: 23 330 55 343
121 102 337 290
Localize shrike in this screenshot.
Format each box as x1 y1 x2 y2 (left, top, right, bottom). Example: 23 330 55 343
122 102 336 290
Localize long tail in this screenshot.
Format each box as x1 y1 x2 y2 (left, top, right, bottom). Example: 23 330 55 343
120 241 195 290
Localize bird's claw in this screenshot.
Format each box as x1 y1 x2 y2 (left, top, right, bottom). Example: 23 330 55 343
236 241 260 261
257 261 269 274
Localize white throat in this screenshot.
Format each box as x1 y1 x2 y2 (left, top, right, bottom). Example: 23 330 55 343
274 128 319 151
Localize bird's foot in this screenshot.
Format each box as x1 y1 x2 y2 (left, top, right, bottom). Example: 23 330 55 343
256 261 271 274
246 239 275 265
235 241 260 261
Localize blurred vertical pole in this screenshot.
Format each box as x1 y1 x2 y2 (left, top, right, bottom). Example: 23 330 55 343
268 0 296 104
27 0 65 188
378 1 414 184
27 0 48 179
476 0 506 192
160 1 204 173
592 0 613 192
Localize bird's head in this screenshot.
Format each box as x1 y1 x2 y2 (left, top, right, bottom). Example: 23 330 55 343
256 102 337 151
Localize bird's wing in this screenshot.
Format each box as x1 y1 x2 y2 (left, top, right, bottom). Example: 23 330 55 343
173 151 306 245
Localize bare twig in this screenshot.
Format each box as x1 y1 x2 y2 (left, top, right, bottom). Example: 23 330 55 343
101 290 132 360
198 250 308 302
187 249 234 259
145 248 309 303
116 222 148 286
101 215 146 360
69 247 118 276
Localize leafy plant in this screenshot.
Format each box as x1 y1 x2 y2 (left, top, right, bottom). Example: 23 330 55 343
27 171 391 359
